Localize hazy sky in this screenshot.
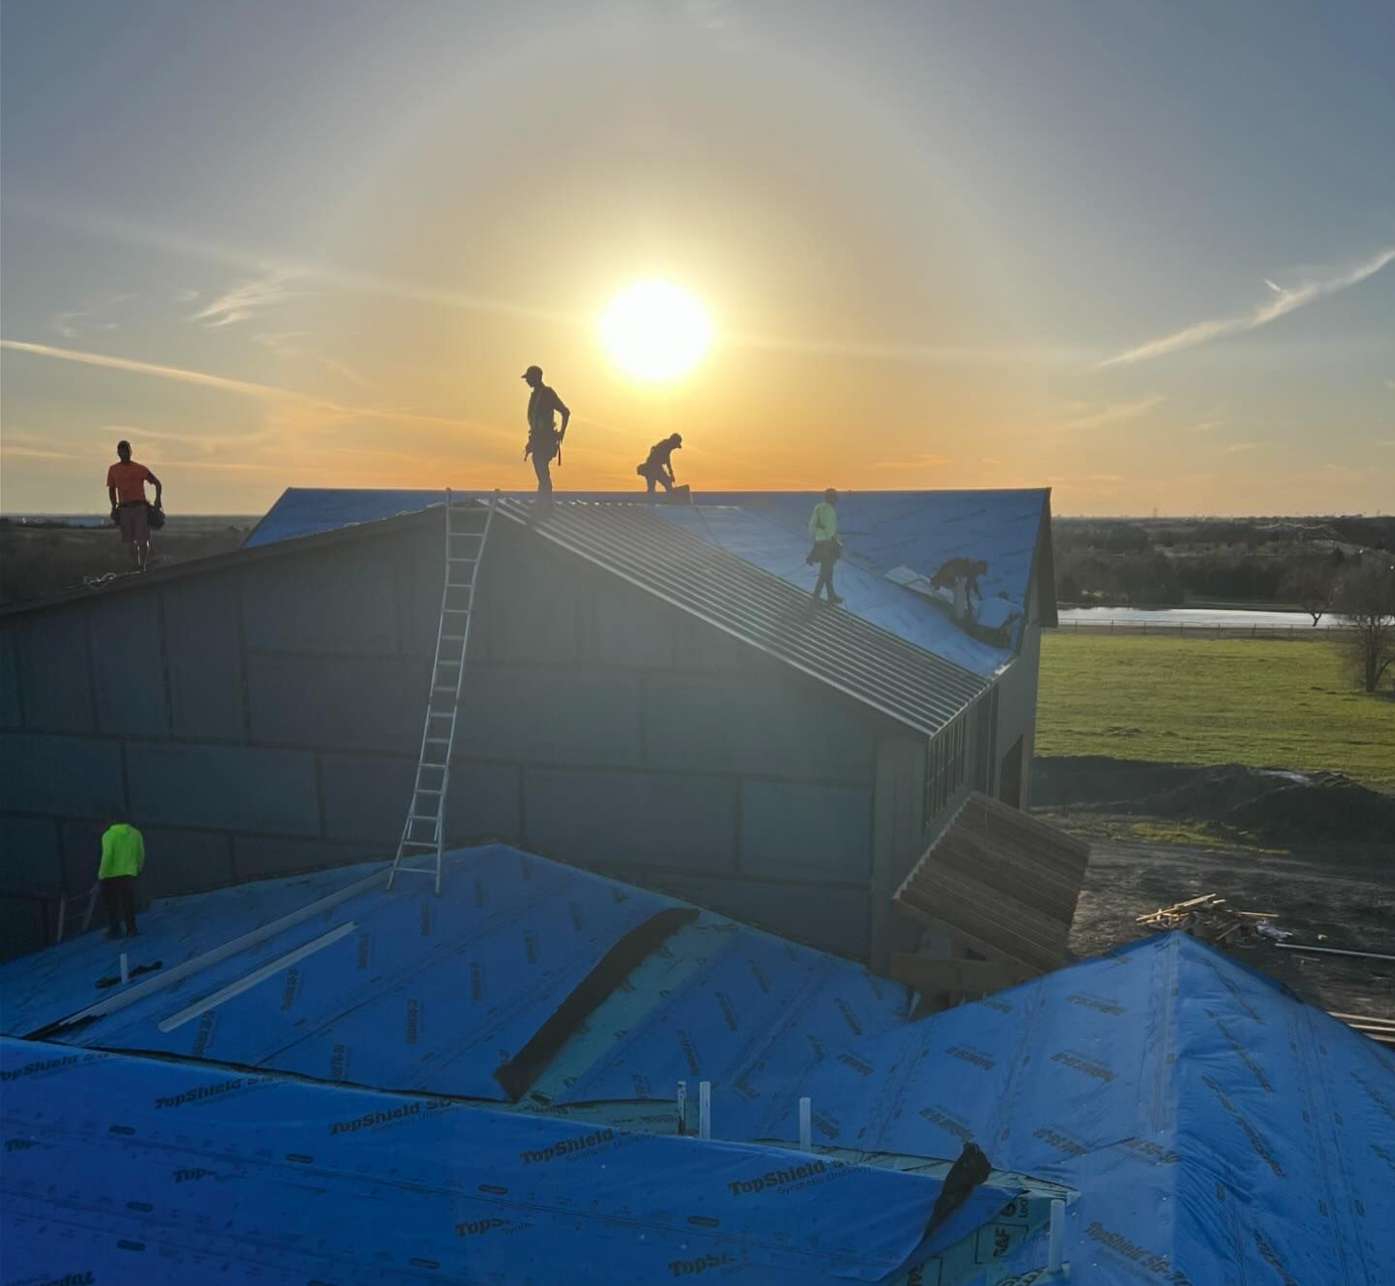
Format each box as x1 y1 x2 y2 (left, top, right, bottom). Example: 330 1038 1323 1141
2 0 1392 515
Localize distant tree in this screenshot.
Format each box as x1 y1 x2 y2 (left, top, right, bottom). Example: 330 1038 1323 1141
1280 562 1335 626
1333 558 1395 694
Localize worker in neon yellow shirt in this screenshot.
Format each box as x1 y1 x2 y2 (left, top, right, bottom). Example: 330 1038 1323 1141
806 488 843 605
99 812 146 938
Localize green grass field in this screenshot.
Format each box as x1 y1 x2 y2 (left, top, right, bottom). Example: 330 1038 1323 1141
1037 634 1395 793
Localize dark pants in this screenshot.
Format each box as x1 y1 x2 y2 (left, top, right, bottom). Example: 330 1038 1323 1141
101 875 138 936
530 438 556 496
642 466 673 496
810 539 840 600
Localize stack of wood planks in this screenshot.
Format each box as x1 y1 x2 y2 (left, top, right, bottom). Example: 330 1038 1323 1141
891 792 1091 1012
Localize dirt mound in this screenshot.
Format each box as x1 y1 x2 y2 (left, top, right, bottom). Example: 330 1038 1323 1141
1034 756 1395 844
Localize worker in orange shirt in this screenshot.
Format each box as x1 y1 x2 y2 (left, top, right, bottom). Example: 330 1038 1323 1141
106 439 163 571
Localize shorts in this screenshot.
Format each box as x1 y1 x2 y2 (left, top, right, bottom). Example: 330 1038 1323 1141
118 503 151 545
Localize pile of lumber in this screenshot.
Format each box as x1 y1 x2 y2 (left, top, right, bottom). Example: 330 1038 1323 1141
1135 893 1281 945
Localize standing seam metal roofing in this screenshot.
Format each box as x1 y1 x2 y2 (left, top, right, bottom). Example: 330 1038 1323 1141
498 498 987 737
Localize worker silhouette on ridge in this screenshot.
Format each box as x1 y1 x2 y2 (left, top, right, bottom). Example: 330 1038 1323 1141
807 488 844 606
521 364 569 509
106 439 163 571
637 433 683 499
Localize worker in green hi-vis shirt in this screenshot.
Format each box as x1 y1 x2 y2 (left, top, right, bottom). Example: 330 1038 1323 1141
99 811 146 939
805 488 844 606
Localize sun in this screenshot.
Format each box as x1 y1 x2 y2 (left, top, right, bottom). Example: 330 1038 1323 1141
599 280 714 381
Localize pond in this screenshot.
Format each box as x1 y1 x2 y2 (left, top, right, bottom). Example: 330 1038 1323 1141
1059 606 1321 627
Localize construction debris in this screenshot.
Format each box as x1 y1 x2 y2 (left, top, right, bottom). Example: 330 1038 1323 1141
1135 894 1393 1048
1134 893 1295 945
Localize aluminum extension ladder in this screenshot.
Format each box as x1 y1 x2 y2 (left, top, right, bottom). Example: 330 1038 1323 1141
386 490 498 894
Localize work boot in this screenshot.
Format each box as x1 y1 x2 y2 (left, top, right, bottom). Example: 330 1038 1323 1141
829 593 844 607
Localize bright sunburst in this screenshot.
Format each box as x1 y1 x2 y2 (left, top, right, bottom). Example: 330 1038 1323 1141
599 280 714 381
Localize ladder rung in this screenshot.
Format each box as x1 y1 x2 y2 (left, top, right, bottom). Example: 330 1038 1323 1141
442 634 465 641
399 840 438 850
409 814 440 824
443 607 471 614
436 659 462 667
415 788 444 797
425 737 451 745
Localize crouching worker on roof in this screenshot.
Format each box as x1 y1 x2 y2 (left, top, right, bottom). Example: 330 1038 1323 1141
806 488 843 606
99 810 145 939
106 439 163 572
637 433 683 498
521 364 570 509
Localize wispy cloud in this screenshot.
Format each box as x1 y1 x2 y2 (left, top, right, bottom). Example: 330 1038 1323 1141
731 332 1086 366
1051 395 1163 431
191 273 308 328
2 445 76 461
252 332 383 392
867 452 951 470
10 197 570 326
1226 442 1260 453
0 339 514 443
97 423 279 456
51 292 135 339
1101 247 1395 367
3 339 303 400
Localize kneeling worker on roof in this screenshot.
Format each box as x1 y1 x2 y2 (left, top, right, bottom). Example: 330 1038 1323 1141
637 433 683 498
806 488 843 606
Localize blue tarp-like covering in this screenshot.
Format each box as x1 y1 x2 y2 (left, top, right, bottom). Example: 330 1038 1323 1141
560 922 910 1104
0 1037 1027 1286
701 933 1395 1285
3 848 677 1101
0 862 393 1037
7 845 1388 1283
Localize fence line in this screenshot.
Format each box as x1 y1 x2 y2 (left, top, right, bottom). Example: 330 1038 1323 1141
1060 620 1355 640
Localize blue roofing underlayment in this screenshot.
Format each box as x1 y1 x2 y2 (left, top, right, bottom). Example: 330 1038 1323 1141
3 845 1391 1284
244 488 1050 677
0 1037 1028 1286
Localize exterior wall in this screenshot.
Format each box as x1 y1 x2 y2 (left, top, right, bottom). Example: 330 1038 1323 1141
470 522 882 959
0 516 887 961
0 523 441 958
990 574 1043 809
